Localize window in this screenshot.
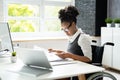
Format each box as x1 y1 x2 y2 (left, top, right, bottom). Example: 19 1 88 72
8 4 39 32
4 0 74 38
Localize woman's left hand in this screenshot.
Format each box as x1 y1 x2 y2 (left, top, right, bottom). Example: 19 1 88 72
55 52 69 59
48 49 69 59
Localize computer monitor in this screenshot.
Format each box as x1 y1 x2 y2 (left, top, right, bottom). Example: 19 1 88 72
0 22 14 53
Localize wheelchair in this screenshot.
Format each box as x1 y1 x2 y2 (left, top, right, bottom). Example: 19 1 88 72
86 40 117 80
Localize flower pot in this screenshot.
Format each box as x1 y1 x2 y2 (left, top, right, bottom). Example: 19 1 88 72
115 23 120 28
107 23 111 28
11 56 17 63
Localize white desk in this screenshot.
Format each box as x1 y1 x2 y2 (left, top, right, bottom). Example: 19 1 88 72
0 58 105 80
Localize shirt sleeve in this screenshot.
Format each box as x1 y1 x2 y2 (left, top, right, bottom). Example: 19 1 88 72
78 34 92 60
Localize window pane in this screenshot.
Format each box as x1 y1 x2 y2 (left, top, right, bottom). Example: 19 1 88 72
44 19 61 32
45 6 64 17
8 4 39 17
46 0 72 2
8 20 39 32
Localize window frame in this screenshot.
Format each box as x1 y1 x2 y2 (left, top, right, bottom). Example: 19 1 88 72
3 0 75 39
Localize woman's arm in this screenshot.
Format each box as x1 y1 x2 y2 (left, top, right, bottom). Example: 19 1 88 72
64 52 91 62
48 49 91 62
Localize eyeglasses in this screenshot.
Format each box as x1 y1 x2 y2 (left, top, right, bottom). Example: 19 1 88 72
61 23 72 32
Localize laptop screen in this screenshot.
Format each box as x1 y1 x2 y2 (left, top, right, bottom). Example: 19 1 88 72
0 22 14 53
15 47 53 70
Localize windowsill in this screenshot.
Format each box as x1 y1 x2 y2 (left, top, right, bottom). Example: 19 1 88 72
11 32 68 42
12 36 68 42
11 32 100 42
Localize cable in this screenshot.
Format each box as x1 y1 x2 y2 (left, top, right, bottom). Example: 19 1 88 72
0 49 9 55
0 49 9 52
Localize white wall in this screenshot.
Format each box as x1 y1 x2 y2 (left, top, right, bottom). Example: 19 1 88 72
0 0 4 21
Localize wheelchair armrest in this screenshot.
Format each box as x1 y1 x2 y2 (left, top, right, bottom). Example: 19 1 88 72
103 42 114 46
92 40 97 43
91 63 102 66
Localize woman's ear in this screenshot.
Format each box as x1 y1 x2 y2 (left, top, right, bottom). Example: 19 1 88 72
72 22 76 26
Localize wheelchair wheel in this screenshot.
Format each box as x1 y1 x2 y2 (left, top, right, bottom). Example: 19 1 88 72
87 72 117 80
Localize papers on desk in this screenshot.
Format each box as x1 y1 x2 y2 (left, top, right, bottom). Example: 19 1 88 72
33 46 76 65
45 51 77 66
33 46 64 62
45 52 65 62
50 60 77 66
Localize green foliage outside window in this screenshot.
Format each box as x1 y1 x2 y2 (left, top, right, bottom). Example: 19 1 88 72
8 4 36 16
9 20 35 32
8 4 38 32
8 4 62 32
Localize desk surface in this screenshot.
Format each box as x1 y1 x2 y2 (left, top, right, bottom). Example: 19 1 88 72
0 58 105 80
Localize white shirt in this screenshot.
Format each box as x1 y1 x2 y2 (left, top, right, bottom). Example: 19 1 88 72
68 28 92 60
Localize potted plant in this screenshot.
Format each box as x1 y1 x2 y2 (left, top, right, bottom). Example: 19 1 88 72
113 18 120 28
11 52 17 63
105 18 113 27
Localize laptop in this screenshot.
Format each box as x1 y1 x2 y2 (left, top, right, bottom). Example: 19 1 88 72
15 47 53 70
9 47 53 77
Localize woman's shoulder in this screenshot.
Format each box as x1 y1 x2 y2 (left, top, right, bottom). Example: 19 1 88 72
77 28 91 40
79 33 91 42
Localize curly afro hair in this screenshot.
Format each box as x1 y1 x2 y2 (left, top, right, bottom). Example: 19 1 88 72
58 5 79 24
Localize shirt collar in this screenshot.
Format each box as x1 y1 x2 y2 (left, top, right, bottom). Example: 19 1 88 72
68 28 83 43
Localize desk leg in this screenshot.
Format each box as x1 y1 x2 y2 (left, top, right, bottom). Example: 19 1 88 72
57 78 70 80
78 74 86 80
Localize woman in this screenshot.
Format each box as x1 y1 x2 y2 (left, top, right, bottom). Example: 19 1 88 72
49 5 92 80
